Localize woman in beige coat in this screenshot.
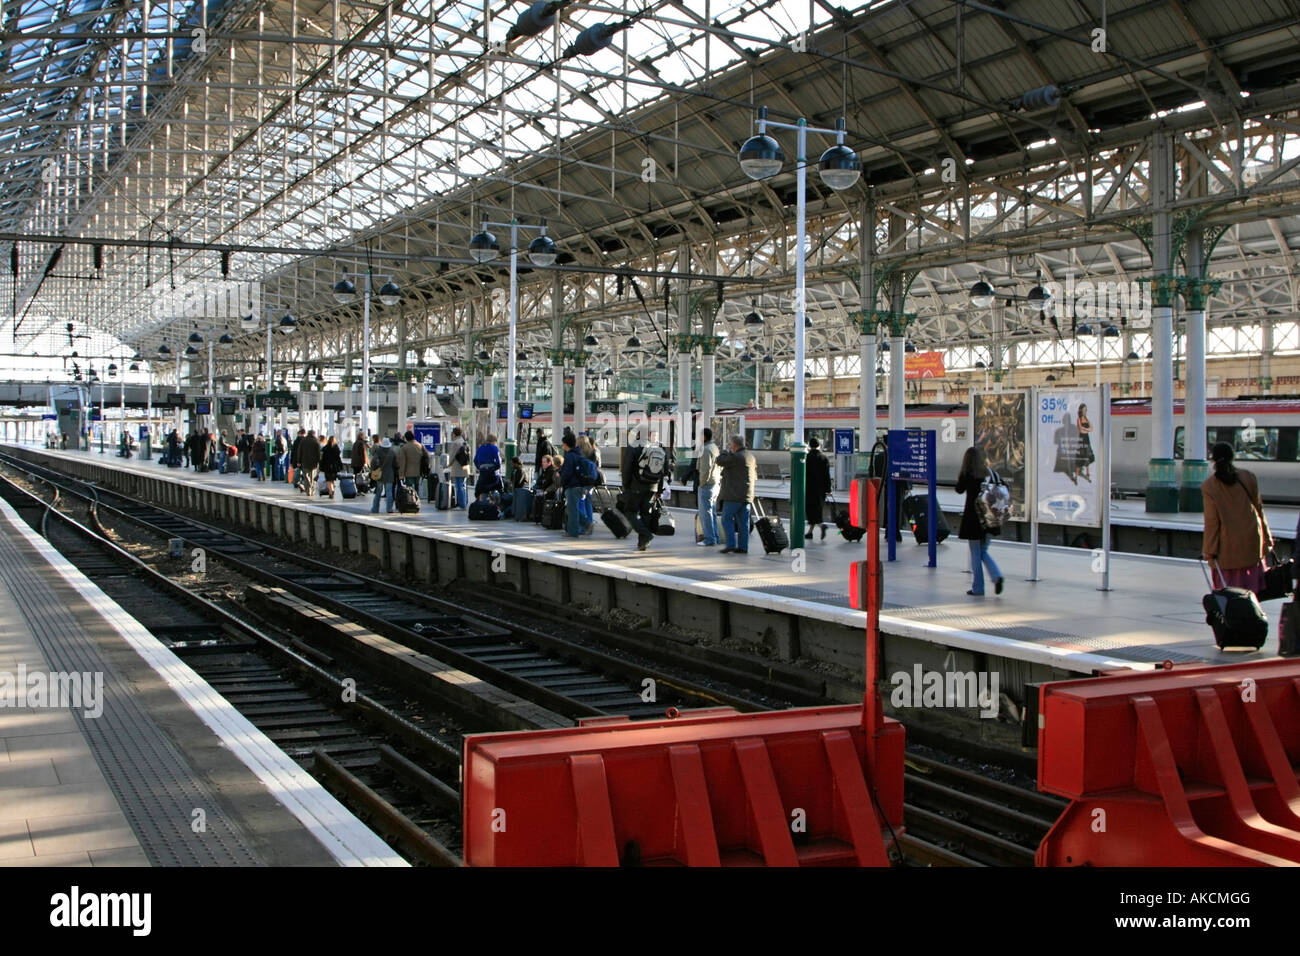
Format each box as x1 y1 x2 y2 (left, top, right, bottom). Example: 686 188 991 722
1201 441 1273 591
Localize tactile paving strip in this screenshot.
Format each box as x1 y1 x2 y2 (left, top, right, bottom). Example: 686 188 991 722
0 526 263 866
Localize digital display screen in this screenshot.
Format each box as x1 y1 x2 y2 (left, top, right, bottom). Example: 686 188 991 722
519 404 534 420
219 397 239 415
194 397 212 415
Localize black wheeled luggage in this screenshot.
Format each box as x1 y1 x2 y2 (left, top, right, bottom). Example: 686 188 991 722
602 508 633 539
339 473 358 499
394 482 421 514
751 500 788 554
541 495 565 531
904 493 950 545
436 479 453 510
1201 561 1268 650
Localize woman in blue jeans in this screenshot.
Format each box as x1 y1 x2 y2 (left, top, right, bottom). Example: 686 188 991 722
955 446 1004 597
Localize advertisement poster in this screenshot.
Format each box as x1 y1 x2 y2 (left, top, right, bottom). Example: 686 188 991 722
971 391 1027 520
904 351 946 380
1035 388 1102 526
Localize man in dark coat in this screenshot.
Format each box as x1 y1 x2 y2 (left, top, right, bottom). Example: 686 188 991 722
298 429 322 492
804 436 833 541
619 442 659 552
534 430 557 474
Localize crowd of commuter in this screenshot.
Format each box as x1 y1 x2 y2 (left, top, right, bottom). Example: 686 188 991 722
142 418 789 560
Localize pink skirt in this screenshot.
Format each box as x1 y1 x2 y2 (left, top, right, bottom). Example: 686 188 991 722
1214 562 1266 592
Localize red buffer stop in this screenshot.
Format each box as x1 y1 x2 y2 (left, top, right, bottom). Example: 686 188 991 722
459 476 905 866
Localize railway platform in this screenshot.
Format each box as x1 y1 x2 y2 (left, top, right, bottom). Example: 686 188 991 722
0 487 407 867
6 444 1291 721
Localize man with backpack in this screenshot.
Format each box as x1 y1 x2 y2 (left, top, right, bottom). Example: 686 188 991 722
619 439 667 552
559 433 594 538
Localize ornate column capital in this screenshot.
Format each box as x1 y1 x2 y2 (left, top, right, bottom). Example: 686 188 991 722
1140 274 1180 308
1175 275 1222 311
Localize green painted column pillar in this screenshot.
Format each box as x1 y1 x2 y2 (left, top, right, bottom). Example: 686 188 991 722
789 442 807 550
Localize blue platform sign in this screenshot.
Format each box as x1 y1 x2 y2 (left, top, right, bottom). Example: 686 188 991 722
412 421 441 451
886 428 940 567
887 428 935 483
834 428 854 456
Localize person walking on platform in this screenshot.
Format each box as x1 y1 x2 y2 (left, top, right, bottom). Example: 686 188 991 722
956 446 1004 597
619 441 659 552
397 429 424 493
251 434 268 480
369 437 397 514
298 429 322 493
534 429 557 474
320 436 343 497
448 426 470 509
349 432 368 480
805 436 833 541
560 433 593 538
1201 441 1273 591
716 435 757 555
696 428 721 547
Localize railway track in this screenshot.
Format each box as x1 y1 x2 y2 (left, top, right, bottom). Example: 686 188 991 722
1 449 1069 867
0 470 465 865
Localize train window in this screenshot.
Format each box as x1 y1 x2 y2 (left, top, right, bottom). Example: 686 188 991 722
1278 427 1299 463
747 428 789 451
1234 427 1278 462
807 428 833 450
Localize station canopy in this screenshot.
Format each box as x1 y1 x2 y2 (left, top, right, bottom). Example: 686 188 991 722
1 0 1299 389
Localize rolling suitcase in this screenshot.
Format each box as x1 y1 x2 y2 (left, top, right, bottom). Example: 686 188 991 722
1200 561 1268 650
436 479 453 510
339 473 358 499
425 473 439 504
512 487 534 522
541 495 565 531
394 482 421 514
751 500 788 554
531 493 546 523
904 494 950 545
602 508 633 539
1281 600 1299 657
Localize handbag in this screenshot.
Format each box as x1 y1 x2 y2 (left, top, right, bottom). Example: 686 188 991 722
975 468 1008 534
1258 549 1296 602
369 467 383 482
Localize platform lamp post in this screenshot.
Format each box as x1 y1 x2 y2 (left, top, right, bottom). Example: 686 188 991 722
332 273 400 443
468 217 559 472
739 106 861 549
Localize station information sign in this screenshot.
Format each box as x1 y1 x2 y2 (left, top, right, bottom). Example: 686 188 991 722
886 428 935 483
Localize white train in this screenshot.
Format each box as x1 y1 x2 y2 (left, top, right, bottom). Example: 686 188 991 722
489 397 1299 503
730 399 1300 504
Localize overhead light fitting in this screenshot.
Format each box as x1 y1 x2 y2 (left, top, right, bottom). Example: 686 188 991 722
468 229 500 263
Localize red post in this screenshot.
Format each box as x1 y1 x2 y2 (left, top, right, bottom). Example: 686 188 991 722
863 477 883 746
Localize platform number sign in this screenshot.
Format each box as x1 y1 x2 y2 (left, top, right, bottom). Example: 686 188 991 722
413 423 441 450
834 428 854 456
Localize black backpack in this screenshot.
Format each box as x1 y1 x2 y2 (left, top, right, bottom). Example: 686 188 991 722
455 443 470 467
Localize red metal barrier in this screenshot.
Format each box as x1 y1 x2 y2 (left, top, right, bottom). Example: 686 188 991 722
461 476 904 866
1037 659 1300 866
